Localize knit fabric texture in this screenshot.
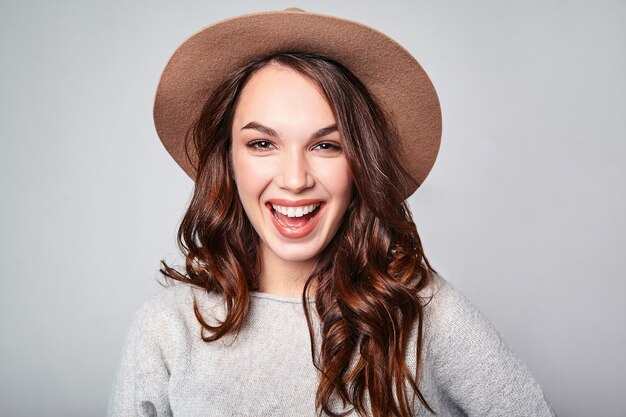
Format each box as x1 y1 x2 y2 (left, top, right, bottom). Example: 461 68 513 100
107 275 557 416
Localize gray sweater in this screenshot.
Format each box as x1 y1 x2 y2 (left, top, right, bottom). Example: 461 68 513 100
107 275 556 416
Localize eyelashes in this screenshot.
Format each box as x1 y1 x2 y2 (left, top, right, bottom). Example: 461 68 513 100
246 140 274 151
312 142 342 152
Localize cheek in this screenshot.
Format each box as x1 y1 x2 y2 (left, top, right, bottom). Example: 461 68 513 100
232 154 273 201
318 160 353 202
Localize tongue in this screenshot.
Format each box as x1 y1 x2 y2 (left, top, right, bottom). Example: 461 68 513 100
277 212 312 228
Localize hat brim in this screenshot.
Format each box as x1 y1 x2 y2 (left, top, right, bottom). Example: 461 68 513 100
154 9 441 197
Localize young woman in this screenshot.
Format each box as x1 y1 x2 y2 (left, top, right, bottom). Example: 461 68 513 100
108 9 556 417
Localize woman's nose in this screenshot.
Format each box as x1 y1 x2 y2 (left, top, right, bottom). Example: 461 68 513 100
277 151 314 193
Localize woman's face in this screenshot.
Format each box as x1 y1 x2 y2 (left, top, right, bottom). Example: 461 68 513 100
231 64 353 268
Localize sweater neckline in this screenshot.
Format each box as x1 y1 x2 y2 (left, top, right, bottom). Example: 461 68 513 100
249 291 316 304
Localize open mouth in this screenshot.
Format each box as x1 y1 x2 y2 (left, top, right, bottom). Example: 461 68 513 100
266 201 326 239
268 202 322 229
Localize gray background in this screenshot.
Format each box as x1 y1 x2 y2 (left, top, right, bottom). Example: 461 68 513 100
1 0 624 416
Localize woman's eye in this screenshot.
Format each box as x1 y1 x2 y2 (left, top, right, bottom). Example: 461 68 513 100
313 142 342 152
247 140 274 151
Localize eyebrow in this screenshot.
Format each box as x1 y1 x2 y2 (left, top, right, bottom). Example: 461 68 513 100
240 121 338 140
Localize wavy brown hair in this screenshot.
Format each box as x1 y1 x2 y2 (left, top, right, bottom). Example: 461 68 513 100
160 52 438 417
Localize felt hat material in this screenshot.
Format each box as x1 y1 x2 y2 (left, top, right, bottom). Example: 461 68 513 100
154 8 442 196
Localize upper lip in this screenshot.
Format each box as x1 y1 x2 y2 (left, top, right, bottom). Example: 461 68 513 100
266 198 324 207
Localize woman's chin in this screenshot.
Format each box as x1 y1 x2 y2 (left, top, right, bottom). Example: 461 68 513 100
260 237 324 266
269 248 320 265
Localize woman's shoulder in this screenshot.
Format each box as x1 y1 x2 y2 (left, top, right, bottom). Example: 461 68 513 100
423 273 488 326
420 273 557 416
421 272 506 354
126 282 226 346
109 282 223 416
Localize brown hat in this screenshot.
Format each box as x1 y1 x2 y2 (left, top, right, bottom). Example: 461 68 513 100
154 8 442 196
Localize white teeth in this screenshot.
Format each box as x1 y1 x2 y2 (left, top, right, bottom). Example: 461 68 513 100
271 203 320 218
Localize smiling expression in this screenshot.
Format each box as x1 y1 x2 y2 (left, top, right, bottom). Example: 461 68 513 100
230 64 353 267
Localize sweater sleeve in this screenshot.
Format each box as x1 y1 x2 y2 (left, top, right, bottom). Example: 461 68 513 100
425 276 557 417
106 295 174 417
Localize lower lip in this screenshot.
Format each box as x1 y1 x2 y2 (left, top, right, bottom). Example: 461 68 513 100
268 204 325 239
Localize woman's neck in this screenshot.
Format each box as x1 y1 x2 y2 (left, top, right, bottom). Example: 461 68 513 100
257 245 318 297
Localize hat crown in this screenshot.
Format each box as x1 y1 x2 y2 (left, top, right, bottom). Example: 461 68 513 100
283 7 305 13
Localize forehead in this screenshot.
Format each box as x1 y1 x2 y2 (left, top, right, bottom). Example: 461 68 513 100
232 64 336 130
